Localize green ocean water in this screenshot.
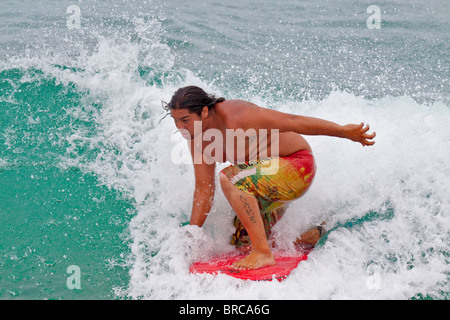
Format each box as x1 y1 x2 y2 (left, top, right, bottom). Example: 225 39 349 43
0 68 133 299
1 0 449 300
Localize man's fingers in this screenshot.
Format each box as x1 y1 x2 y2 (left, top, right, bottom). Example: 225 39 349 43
360 124 376 146
350 123 376 146
364 131 376 139
361 123 370 132
362 139 376 146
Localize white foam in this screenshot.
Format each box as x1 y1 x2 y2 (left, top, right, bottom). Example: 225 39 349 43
116 90 449 300
9 16 448 300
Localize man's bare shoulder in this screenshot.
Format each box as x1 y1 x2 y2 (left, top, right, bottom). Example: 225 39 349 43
219 99 261 111
216 99 264 128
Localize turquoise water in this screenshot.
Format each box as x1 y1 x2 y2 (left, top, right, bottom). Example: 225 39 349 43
0 0 449 299
0 67 133 299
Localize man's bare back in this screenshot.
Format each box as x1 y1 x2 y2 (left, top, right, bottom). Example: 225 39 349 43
190 99 312 164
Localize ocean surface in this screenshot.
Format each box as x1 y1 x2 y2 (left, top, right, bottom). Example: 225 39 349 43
0 0 449 299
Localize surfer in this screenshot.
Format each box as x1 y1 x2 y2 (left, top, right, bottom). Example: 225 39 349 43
164 86 376 270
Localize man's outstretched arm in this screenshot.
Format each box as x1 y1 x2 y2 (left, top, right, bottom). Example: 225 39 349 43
232 102 376 146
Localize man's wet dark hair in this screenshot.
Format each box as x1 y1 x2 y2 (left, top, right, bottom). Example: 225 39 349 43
162 86 225 118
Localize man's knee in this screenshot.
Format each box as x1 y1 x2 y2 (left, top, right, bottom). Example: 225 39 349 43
219 172 230 189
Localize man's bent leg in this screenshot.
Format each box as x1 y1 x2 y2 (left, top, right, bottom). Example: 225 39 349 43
219 173 275 270
232 205 288 252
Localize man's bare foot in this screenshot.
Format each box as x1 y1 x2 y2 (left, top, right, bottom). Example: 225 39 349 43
237 240 276 255
294 223 326 249
231 249 276 270
237 245 252 254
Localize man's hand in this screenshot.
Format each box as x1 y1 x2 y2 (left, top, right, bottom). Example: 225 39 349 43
342 123 376 146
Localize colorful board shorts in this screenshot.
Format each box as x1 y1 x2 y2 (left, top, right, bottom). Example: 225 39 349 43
220 149 316 248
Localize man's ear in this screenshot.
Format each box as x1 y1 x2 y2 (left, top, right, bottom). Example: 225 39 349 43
201 106 209 119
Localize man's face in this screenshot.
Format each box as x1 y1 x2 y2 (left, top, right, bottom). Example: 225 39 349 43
170 108 201 140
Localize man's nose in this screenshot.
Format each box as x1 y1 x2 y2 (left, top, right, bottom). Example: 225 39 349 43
174 120 183 130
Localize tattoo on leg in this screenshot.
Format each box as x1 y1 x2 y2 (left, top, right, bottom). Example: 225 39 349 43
239 194 257 223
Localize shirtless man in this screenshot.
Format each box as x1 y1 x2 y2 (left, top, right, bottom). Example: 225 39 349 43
164 86 376 270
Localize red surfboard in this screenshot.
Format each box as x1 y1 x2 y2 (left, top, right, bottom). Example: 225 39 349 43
190 250 311 281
